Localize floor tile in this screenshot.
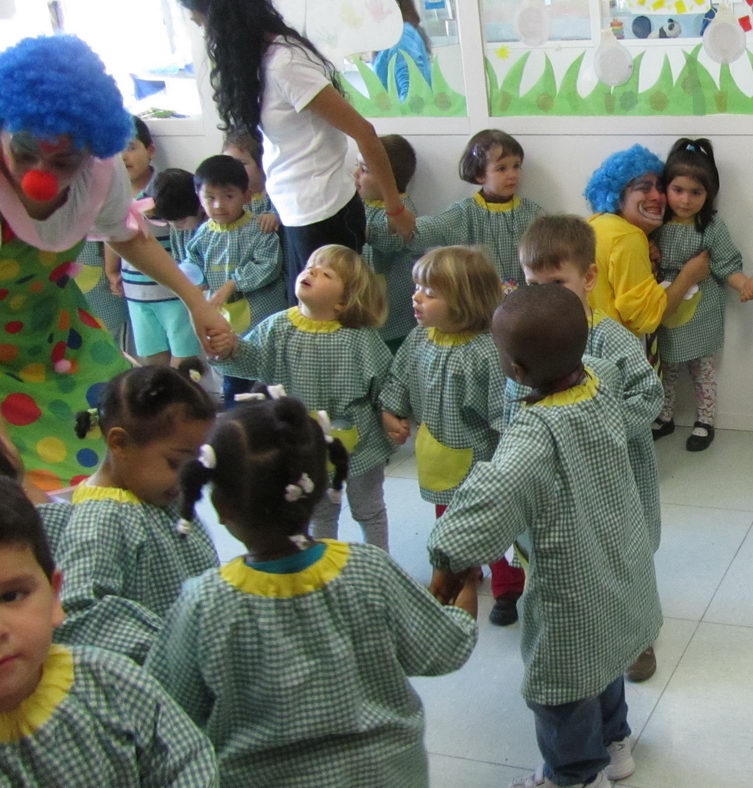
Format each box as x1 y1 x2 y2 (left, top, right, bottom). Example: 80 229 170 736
704 524 753 627
654 504 752 620
630 622 753 788
428 753 531 787
656 427 753 511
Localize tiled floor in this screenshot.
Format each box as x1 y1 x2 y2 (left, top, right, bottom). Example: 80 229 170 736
199 425 753 788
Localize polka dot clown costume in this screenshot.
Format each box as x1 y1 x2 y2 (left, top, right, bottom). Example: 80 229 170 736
0 36 141 490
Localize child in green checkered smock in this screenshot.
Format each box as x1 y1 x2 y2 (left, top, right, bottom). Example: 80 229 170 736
54 363 219 664
406 129 543 286
0 477 218 786
209 245 395 550
357 134 419 352
187 155 286 408
146 392 478 788
651 138 753 452
380 246 505 517
429 285 661 788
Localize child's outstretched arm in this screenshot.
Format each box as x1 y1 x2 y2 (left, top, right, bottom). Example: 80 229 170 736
382 411 410 445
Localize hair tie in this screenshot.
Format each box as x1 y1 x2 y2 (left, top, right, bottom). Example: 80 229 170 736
198 444 217 470
176 518 192 538
284 472 315 502
188 368 202 383
267 384 287 400
87 408 99 428
234 392 266 402
314 410 334 443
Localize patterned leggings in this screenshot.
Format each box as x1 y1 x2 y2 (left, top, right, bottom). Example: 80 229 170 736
660 355 716 425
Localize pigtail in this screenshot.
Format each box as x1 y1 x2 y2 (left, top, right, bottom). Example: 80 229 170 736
326 438 349 504
74 408 99 439
176 356 208 384
177 443 217 537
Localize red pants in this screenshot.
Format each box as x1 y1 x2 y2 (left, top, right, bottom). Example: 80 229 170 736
436 506 525 599
490 556 525 599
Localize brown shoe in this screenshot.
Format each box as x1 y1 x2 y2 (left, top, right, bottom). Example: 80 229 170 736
626 646 656 682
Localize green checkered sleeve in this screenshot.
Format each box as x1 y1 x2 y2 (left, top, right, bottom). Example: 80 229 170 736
588 315 662 438
54 499 218 663
380 332 415 417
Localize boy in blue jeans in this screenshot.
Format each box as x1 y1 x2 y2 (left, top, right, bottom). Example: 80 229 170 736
428 284 662 788
182 155 285 407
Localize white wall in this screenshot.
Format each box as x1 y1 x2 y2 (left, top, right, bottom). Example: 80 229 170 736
148 17 753 431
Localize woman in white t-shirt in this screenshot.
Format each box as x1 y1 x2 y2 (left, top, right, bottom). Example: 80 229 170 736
182 0 415 302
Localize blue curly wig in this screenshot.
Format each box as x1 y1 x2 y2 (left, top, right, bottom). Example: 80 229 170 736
584 144 664 214
0 35 133 158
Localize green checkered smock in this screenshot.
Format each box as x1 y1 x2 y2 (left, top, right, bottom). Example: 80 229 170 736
504 313 663 552
248 190 276 217
214 307 395 477
363 195 418 343
170 226 199 264
380 327 505 505
0 644 217 786
430 369 662 706
653 217 742 363
407 193 544 284
184 211 286 331
73 240 128 337
54 485 219 664
37 501 73 558
146 540 477 787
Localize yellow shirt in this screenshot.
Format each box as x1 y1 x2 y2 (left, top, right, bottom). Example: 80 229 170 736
587 212 667 336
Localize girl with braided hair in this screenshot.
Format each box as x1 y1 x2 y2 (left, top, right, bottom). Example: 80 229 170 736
147 389 479 787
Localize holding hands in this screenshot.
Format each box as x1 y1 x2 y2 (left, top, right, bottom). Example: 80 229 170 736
382 412 410 445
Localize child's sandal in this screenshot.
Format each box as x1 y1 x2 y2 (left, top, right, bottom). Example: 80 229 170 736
686 421 714 452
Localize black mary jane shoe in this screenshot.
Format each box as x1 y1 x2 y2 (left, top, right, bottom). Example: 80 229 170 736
651 418 675 441
686 421 715 452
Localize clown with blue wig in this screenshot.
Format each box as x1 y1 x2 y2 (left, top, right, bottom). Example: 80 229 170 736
0 36 228 491
584 144 709 340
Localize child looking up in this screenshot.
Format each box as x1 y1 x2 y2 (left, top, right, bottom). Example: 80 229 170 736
407 129 544 286
222 127 279 232
209 245 394 550
359 133 419 353
109 117 202 366
183 155 286 407
380 246 505 516
652 138 753 451
0 477 218 785
54 362 219 664
146 392 478 787
428 284 662 788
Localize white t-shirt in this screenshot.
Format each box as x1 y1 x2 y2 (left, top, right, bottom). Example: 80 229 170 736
260 38 355 227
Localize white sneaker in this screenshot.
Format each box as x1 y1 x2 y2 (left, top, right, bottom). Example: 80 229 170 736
606 736 635 780
508 764 613 788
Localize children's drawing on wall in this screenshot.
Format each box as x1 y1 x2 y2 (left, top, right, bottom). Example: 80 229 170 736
275 0 467 117
482 0 753 116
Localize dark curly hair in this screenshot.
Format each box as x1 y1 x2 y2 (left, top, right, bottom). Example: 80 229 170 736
179 0 342 140
179 387 348 542
663 138 718 232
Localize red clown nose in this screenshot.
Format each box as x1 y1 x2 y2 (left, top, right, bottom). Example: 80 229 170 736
21 169 59 201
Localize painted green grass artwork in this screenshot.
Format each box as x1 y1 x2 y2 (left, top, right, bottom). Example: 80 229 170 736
487 46 753 117
345 53 467 117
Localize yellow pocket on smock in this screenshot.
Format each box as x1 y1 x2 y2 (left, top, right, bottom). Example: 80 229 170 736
415 422 473 492
221 299 251 335
73 264 102 294
661 283 701 329
308 411 359 468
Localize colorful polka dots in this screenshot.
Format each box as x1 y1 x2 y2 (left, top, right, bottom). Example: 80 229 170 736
0 344 18 362
58 310 71 332
86 382 106 408
19 363 46 383
1 393 42 426
37 436 67 464
0 259 20 281
76 448 99 468
4 321 23 334
26 468 63 492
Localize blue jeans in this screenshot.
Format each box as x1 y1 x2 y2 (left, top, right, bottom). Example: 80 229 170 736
526 676 630 786
281 192 366 305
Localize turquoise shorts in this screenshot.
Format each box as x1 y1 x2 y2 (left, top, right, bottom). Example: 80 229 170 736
126 298 202 358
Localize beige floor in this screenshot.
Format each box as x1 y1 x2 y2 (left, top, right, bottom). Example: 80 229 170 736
200 425 753 788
